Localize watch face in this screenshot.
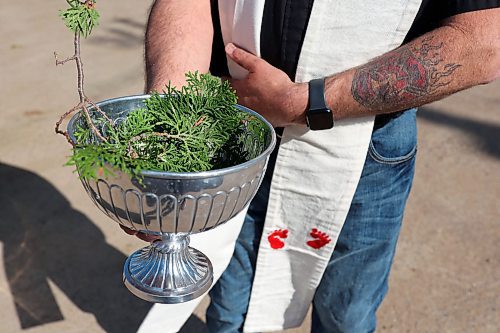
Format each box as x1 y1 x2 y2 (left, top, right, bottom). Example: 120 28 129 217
307 109 334 130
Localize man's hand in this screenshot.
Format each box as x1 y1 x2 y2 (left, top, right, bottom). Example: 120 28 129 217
119 225 160 243
225 43 307 127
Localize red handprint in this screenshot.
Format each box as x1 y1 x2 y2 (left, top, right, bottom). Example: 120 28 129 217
306 228 331 249
267 229 288 249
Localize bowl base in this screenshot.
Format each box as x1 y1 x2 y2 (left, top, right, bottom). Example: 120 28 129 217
123 240 213 303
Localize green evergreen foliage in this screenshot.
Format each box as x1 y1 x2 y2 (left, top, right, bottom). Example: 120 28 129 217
60 0 100 38
67 72 268 180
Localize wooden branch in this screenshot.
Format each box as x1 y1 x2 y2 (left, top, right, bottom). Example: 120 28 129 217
55 28 111 145
54 52 76 66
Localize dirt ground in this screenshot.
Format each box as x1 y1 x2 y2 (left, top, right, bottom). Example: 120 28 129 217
0 1 498 333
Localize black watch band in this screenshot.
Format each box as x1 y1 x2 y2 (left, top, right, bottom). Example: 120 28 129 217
306 78 334 130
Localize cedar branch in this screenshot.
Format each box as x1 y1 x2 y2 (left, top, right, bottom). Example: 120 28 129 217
127 132 183 159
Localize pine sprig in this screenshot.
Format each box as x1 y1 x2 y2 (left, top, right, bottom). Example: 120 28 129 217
60 0 100 38
69 72 268 180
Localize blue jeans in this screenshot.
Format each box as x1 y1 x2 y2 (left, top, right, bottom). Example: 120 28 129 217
207 109 418 333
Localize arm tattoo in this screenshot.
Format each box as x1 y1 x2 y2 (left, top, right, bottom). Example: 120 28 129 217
351 36 461 110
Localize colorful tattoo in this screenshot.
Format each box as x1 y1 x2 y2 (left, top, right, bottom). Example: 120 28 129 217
351 36 461 110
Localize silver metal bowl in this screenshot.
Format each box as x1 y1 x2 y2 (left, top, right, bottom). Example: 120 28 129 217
67 95 276 303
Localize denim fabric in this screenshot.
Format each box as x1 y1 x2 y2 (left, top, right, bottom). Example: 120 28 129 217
206 109 418 333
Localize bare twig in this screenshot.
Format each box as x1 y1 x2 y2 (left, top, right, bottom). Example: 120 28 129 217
87 98 113 124
193 116 206 127
55 22 109 146
55 104 80 145
54 52 76 65
82 104 108 142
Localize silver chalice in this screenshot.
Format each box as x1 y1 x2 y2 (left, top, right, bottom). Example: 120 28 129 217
67 95 276 303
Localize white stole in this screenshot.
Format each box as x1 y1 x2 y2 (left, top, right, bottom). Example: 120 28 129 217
220 1 422 331
138 1 422 332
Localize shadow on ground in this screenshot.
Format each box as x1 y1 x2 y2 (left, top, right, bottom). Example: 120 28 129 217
180 315 209 333
0 163 152 333
418 107 500 159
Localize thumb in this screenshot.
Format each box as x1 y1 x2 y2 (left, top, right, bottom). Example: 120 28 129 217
225 43 260 72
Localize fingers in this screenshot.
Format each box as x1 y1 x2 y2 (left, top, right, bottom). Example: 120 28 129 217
136 233 161 242
120 224 138 235
119 224 160 242
225 43 260 72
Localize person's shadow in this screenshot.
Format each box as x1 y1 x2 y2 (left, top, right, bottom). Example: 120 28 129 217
0 163 153 332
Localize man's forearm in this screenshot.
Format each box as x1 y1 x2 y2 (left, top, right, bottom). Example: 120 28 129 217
222 9 498 127
145 0 213 91
324 9 500 121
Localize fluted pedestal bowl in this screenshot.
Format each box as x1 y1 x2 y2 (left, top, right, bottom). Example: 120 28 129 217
67 95 276 303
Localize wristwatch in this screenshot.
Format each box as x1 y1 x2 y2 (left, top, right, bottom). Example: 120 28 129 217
306 78 334 130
